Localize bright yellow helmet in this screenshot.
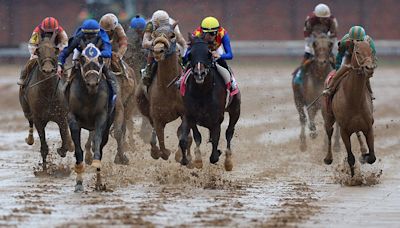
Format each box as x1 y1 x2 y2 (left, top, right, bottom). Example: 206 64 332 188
201 16 220 32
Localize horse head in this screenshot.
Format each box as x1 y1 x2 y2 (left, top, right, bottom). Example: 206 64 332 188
188 35 212 84
151 23 177 61
312 33 333 67
79 43 105 94
36 32 58 75
351 40 375 76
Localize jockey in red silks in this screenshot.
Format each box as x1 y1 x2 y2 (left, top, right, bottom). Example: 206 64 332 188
18 17 68 86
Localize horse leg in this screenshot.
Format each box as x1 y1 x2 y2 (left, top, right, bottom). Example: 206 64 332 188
323 117 335 165
333 123 341 152
150 128 161 159
96 128 110 191
91 115 108 169
154 122 171 160
84 131 94 165
340 129 355 177
225 98 240 171
293 89 307 151
124 100 136 150
25 120 34 145
192 125 203 169
308 105 318 139
361 128 376 164
178 117 191 166
35 121 48 170
56 118 72 157
176 123 194 167
209 125 222 164
69 114 84 192
356 132 368 162
113 102 129 165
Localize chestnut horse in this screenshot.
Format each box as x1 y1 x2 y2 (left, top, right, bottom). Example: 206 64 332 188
322 40 376 176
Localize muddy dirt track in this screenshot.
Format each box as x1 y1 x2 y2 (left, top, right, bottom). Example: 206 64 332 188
0 58 399 227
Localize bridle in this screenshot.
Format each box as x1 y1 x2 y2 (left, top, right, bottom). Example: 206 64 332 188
351 41 374 75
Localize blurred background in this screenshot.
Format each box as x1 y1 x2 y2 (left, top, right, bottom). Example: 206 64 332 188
0 0 399 62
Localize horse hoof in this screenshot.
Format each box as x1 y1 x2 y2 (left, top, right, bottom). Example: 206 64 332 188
181 157 189 166
150 147 161 160
74 184 84 192
92 160 101 169
364 154 376 164
114 153 129 165
324 158 333 165
175 149 182 163
194 159 203 169
225 159 233 171
209 150 221 164
57 147 67 158
310 131 318 139
25 136 34 145
160 149 171 161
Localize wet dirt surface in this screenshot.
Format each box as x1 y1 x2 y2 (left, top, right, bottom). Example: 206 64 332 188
0 59 399 227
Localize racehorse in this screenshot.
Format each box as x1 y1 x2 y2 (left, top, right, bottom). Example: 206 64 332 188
322 40 376 176
19 33 73 170
67 43 117 191
178 36 241 171
135 23 193 161
84 57 136 165
292 33 339 151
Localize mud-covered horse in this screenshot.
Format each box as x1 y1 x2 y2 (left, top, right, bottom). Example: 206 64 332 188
67 43 116 191
322 40 376 176
19 33 73 170
84 57 136 164
292 33 339 151
135 23 193 161
178 36 241 171
123 28 152 143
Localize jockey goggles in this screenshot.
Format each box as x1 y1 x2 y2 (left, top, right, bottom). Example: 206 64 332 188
205 31 218 36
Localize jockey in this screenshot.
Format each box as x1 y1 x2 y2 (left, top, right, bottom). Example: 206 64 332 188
185 16 237 93
323 25 376 96
17 17 68 86
294 3 338 85
130 15 146 35
141 10 187 86
57 19 118 96
99 13 128 73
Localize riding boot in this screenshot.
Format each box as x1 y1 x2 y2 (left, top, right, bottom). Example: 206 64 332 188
18 58 37 86
293 53 313 85
103 66 119 105
323 65 351 96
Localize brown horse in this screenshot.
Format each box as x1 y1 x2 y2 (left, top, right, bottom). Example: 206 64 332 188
124 29 153 143
292 33 339 151
135 23 192 160
322 40 376 176
84 58 136 165
19 34 73 170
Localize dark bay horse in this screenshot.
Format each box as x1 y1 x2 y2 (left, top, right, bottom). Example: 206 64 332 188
178 36 241 171
84 58 136 165
19 34 73 170
322 40 376 176
292 33 339 151
135 23 193 161
67 43 116 191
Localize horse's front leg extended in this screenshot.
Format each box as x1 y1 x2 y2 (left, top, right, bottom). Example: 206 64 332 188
178 117 191 166
154 121 171 160
35 120 48 170
69 114 84 192
57 118 73 157
92 113 108 169
209 125 222 164
340 129 355 177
